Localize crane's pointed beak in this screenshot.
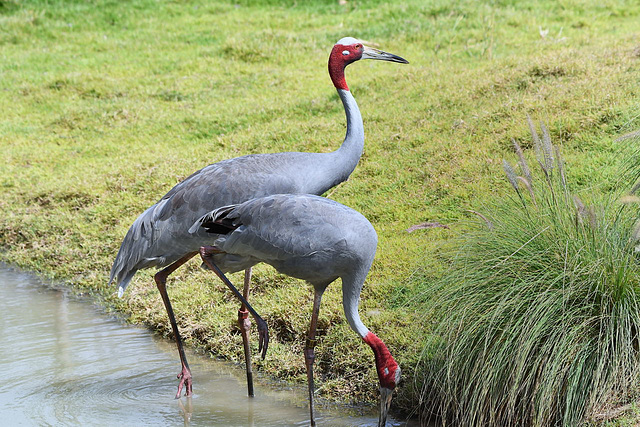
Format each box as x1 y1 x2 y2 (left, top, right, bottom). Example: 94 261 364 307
362 46 409 64
378 386 394 427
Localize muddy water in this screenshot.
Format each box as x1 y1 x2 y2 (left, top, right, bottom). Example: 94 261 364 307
0 266 412 426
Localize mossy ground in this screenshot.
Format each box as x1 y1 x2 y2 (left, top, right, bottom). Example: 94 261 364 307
1 0 640 422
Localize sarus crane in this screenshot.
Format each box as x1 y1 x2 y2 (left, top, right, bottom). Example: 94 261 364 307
191 193 400 427
109 37 407 399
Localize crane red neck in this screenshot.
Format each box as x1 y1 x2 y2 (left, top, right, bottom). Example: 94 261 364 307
363 331 399 389
328 43 363 91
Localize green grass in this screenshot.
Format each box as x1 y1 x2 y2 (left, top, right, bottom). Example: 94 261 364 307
1 0 640 422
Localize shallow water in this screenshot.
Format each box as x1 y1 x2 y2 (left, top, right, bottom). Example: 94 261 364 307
0 266 413 426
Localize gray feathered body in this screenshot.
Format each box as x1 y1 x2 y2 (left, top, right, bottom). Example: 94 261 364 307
109 149 357 292
193 194 378 290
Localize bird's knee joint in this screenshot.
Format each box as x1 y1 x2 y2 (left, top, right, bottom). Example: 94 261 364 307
304 348 315 365
304 338 317 364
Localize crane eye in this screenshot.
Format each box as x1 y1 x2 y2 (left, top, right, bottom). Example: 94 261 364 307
356 44 362 49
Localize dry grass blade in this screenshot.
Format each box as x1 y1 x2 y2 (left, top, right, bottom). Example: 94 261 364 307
554 144 566 190
615 129 640 141
465 209 494 230
513 138 532 183
527 114 544 165
587 206 598 228
406 221 450 233
573 195 587 224
619 195 640 204
540 121 554 173
503 159 519 192
517 176 537 206
592 403 634 421
631 218 640 242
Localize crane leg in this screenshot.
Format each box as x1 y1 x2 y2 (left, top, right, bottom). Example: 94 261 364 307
304 289 324 427
239 267 255 397
199 246 270 359
154 251 198 399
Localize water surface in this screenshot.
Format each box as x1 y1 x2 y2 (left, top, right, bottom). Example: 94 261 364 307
0 266 412 426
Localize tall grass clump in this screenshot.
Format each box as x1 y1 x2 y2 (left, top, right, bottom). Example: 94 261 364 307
417 120 640 426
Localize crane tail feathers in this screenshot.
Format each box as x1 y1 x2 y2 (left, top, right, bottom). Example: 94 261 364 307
108 203 160 296
190 204 240 235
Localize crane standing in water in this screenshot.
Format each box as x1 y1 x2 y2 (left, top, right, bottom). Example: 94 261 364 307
109 37 407 399
192 193 400 427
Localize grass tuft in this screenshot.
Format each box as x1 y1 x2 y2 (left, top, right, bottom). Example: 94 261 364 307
417 123 640 426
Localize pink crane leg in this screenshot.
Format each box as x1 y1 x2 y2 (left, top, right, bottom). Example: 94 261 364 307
304 289 324 427
154 252 198 399
199 246 270 358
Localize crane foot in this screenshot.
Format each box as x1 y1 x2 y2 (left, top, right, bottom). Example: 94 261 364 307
175 365 193 399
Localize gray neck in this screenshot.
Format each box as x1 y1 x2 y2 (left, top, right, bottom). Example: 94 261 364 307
334 88 364 174
299 88 364 195
341 268 370 338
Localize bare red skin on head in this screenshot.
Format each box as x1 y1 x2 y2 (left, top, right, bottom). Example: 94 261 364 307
363 331 399 389
328 43 364 91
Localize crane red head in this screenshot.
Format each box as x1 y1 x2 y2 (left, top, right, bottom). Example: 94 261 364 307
363 331 401 426
328 37 409 91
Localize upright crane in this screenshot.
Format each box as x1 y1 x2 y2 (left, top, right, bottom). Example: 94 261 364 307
109 37 407 398
193 193 400 427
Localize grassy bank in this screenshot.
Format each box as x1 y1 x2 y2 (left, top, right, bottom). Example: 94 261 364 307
1 0 640 422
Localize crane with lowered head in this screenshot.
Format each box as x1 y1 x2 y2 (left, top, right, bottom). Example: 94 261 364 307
191 193 400 427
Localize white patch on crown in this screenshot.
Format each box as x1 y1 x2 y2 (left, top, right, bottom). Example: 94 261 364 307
336 36 361 46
